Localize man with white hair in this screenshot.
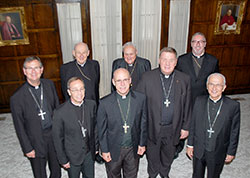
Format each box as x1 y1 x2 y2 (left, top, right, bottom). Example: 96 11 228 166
60 42 100 104
111 42 151 91
187 73 240 178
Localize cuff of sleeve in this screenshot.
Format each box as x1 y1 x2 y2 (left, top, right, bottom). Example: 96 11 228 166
186 145 193 148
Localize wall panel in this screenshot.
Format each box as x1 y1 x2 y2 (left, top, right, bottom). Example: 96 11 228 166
0 0 62 112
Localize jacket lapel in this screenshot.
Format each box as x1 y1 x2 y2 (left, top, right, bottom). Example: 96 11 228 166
197 53 210 79
186 53 197 80
83 101 91 136
110 92 123 128
213 97 226 136
129 91 137 127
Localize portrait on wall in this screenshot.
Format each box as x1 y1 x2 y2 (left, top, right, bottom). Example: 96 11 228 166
214 0 247 35
0 7 29 46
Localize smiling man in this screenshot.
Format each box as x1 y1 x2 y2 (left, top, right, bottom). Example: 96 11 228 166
111 42 151 91
97 68 147 178
10 56 61 178
177 32 219 105
187 73 240 178
136 47 192 178
53 77 98 178
60 42 100 103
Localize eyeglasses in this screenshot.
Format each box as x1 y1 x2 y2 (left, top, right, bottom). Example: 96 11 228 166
207 83 224 88
115 78 130 84
70 88 85 93
25 67 42 72
191 40 206 44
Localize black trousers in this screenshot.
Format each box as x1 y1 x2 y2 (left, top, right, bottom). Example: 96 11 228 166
105 147 139 178
67 152 94 178
146 125 176 178
29 129 61 178
192 150 225 178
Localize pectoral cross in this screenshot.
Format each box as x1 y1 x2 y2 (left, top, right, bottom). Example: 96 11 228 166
38 110 46 120
164 99 171 107
123 122 130 133
207 128 214 138
81 127 87 137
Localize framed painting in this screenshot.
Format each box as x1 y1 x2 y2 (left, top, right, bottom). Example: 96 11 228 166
0 7 29 46
214 0 247 35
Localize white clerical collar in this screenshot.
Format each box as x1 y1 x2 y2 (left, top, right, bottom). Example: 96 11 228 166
117 91 130 99
209 96 222 103
164 75 169 78
76 61 86 67
128 63 133 67
71 100 84 107
27 81 41 89
192 52 205 59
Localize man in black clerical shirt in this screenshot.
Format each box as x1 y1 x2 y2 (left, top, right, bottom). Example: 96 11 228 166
53 77 98 178
186 73 240 178
97 68 147 178
60 42 100 104
136 47 191 178
10 56 61 178
177 32 219 105
111 42 151 91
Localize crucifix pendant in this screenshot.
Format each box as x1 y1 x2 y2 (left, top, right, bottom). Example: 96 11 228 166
123 122 130 134
81 127 87 137
38 110 46 120
207 127 214 138
164 99 171 107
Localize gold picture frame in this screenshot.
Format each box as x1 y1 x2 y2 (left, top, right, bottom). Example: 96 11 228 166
0 7 29 46
214 0 247 35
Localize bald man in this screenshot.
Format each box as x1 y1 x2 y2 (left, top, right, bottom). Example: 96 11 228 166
97 68 147 178
60 42 100 104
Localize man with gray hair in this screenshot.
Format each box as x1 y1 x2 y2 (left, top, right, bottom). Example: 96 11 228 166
111 42 151 91
187 73 240 178
136 47 192 178
60 42 100 104
10 56 61 178
177 32 219 104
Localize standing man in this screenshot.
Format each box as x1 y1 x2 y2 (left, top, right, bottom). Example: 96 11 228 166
53 77 98 178
186 73 240 178
60 42 100 103
176 32 219 105
136 47 192 178
10 56 61 178
111 42 151 91
97 68 147 178
176 32 219 158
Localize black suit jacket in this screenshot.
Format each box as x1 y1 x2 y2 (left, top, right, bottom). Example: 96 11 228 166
176 52 219 104
10 79 59 157
97 90 147 162
188 95 240 163
52 99 98 165
60 59 100 103
111 56 151 91
136 69 192 145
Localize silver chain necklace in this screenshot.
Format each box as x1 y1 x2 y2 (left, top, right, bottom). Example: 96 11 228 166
117 95 131 134
207 98 223 138
28 83 46 120
160 72 175 107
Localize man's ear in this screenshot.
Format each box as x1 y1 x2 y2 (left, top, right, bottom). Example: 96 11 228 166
67 89 71 96
112 78 116 87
